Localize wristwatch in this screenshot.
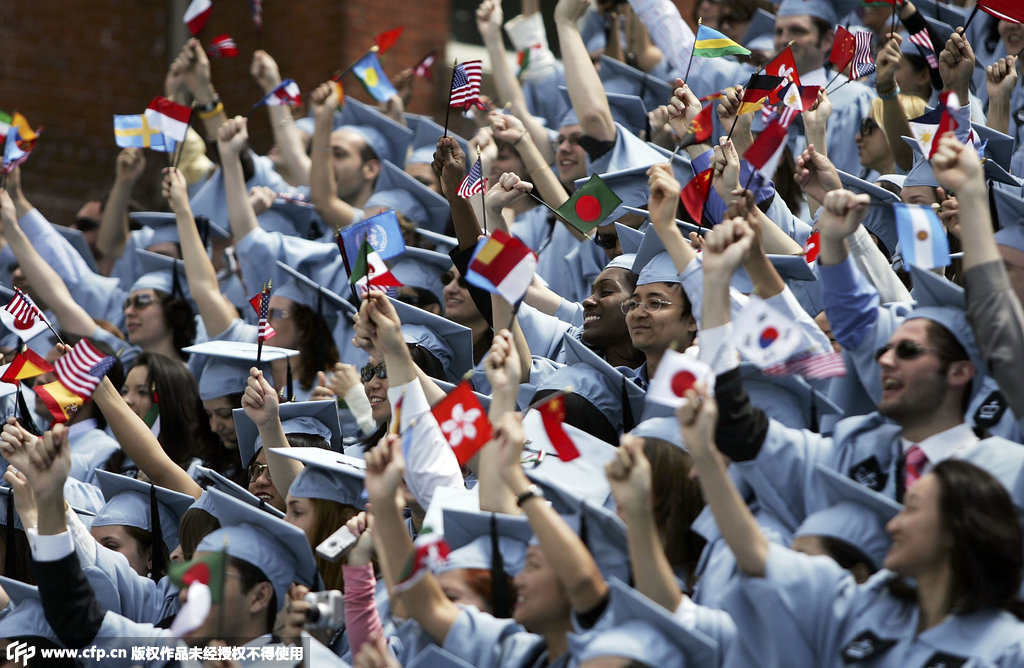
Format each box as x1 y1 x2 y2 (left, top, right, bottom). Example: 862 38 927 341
515 484 544 508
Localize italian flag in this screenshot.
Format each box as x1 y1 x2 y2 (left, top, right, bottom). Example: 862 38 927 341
394 528 450 593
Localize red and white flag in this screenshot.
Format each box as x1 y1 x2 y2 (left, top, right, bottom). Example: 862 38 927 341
413 50 437 80
431 381 492 465
647 349 715 408
743 119 788 181
534 393 579 461
0 288 48 342
206 34 238 58
258 79 302 107
394 528 450 593
55 338 115 399
803 230 821 264
183 0 212 35
248 287 276 342
144 97 192 143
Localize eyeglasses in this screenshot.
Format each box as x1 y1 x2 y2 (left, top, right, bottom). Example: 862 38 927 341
594 232 618 249
267 308 291 320
440 271 469 289
123 293 156 311
859 117 879 137
620 298 675 315
554 134 583 148
874 340 946 362
248 461 272 483
360 363 387 383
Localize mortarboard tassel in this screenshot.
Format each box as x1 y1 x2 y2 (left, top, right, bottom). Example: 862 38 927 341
150 484 165 581
490 514 512 619
5 495 15 577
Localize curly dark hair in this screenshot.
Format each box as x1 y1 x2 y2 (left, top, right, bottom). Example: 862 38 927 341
291 302 340 391
154 289 197 358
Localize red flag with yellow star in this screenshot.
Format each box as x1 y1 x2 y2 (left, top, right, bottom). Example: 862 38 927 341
536 394 579 462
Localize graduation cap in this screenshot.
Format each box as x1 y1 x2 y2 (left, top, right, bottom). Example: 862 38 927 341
129 248 192 311
0 576 63 646
181 341 299 365
197 487 318 607
629 416 685 451
615 222 644 254
388 246 454 303
562 334 646 432
836 170 900 259
234 399 343 470
272 446 366 509
568 578 720 666
558 87 649 139
910 0 968 27
404 113 470 159
971 123 1016 173
575 163 658 228
993 189 1024 244
367 160 451 234
753 254 824 317
432 378 493 410
631 225 683 286
54 224 99 273
390 296 474 382
739 363 842 430
415 228 458 254
905 264 984 374
275 260 357 329
92 469 195 553
339 96 414 167
776 0 837 24
130 212 182 248
598 56 674 115
901 137 939 189
742 8 778 49
187 340 275 401
258 195 320 239
794 463 901 571
194 464 285 519
982 156 1021 189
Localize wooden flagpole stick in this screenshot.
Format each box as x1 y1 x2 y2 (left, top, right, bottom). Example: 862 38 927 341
171 108 194 170
442 60 459 137
961 4 980 32
332 45 381 82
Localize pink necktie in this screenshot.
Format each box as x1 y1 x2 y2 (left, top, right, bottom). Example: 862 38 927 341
904 445 928 490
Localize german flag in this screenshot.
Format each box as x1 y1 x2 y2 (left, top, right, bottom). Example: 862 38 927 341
737 75 785 115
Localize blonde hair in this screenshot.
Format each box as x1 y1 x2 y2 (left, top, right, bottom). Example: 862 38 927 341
869 94 928 140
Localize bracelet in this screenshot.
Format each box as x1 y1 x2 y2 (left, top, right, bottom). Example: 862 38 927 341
194 94 221 113
878 85 901 101
198 101 224 120
515 484 544 508
513 129 528 146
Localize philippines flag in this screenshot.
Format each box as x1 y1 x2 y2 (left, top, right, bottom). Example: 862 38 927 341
457 158 485 198
183 0 212 35
54 339 115 399
258 80 302 107
449 61 485 110
895 203 950 269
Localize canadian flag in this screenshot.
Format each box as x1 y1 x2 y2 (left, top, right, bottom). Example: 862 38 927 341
647 349 715 408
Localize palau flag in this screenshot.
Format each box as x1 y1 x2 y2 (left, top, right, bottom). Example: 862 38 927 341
352 52 398 102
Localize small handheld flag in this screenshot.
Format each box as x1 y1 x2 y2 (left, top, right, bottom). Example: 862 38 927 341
763 46 800 85
375 27 404 55
431 381 492 465
168 549 227 636
680 168 713 226
207 35 239 59
465 230 538 305
33 380 83 424
457 158 486 199
647 350 715 408
534 394 579 462
762 351 847 379
848 30 876 80
2 128 36 175
352 51 398 103
256 80 302 108
803 230 821 264
144 97 192 144
693 24 751 58
829 26 857 73
743 119 788 182
0 289 50 342
249 283 276 343
554 173 622 235
974 0 1024 24
338 209 406 265
54 339 115 399
895 203 950 270
183 0 212 36
350 240 403 296
449 61 485 111
737 75 785 115
1 350 54 385
413 50 437 81
734 301 803 367
394 528 450 593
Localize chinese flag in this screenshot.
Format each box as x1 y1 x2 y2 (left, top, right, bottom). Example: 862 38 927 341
830 26 857 72
680 168 713 226
687 104 713 145
536 394 580 462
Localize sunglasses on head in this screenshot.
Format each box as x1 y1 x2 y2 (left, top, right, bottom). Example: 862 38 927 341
593 232 618 249
440 270 469 288
123 293 156 311
874 340 945 362
360 363 387 383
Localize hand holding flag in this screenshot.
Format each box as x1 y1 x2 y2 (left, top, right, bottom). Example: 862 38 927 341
465 230 538 305
648 350 715 408
431 381 492 465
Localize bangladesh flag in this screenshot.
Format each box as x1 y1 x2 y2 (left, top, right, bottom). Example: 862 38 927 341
168 549 227 637
555 174 622 235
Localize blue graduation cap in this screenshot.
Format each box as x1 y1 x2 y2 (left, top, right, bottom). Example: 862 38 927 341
259 195 320 238
234 399 343 470
415 228 458 254
743 9 778 48
971 123 1016 173
575 163 657 226
272 446 366 509
837 170 900 260
0 576 62 646
615 222 645 255
597 56 673 115
404 113 470 159
92 469 195 552
368 160 450 234
739 363 843 430
441 508 533 575
905 265 983 373
275 260 358 329
561 333 646 432
911 0 967 25
54 224 99 273
197 488 318 607
558 86 649 139
568 578 720 666
129 249 191 303
339 97 414 167
580 8 607 54
795 463 901 571
388 246 454 303
629 416 685 451
982 156 1022 189
194 464 285 519
776 0 837 24
993 189 1024 242
631 224 684 286
130 212 181 248
390 296 474 382
186 340 275 401
432 378 493 410
406 646 475 668
901 137 939 189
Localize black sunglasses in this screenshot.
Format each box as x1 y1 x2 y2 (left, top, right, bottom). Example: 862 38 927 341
440 270 469 288
860 117 879 137
360 363 387 383
593 232 618 249
123 293 157 311
875 340 945 362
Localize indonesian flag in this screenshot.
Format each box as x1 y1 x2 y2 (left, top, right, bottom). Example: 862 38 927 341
54 338 115 399
258 79 302 107
183 0 212 35
248 286 276 342
648 349 715 408
0 350 54 385
734 300 803 367
394 528 450 593
895 203 950 270
535 393 579 462
144 97 192 143
206 34 238 58
432 381 492 466
0 288 49 342
465 230 538 305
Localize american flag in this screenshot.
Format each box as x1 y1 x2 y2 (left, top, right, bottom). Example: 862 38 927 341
762 351 847 379
55 339 114 399
249 286 276 342
449 60 485 110
907 29 938 69
4 288 41 324
249 0 263 30
206 34 239 58
849 31 876 80
456 158 485 198
413 50 437 81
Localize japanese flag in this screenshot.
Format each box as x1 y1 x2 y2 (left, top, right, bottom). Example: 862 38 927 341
647 349 715 408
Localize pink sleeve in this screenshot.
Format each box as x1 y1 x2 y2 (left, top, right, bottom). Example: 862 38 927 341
343 563 384 657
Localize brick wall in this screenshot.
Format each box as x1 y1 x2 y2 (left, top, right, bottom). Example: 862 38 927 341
0 0 452 223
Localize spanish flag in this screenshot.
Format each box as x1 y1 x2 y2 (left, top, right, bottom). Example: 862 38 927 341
34 379 83 424
693 25 751 58
0 350 53 385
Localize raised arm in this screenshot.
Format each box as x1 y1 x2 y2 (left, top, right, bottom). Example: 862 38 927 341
97 148 146 265
161 168 237 338
984 55 1018 136
647 163 697 272
308 82 361 230
0 191 96 337
251 50 311 187
555 0 617 143
169 38 227 140
479 331 522 515
216 116 260 240
92 378 202 498
433 137 481 251
240 367 300 496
